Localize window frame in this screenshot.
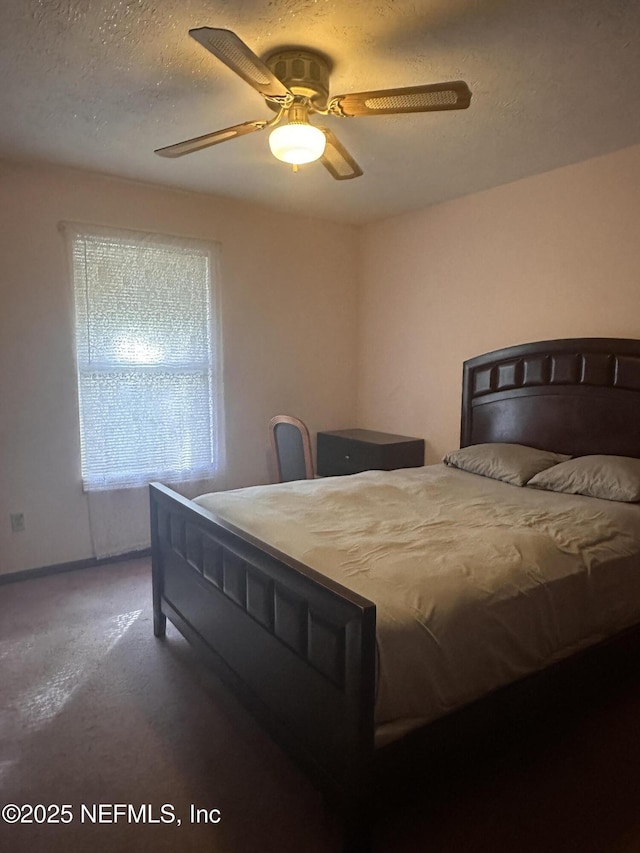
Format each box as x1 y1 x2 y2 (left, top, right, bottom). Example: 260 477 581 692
63 222 224 492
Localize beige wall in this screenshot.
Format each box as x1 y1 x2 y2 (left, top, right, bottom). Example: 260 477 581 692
3 143 640 576
0 160 359 575
357 143 640 463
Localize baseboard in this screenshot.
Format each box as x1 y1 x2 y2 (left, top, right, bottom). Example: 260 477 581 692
0 548 151 586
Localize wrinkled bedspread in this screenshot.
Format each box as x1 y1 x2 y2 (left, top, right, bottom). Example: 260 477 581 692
194 465 640 745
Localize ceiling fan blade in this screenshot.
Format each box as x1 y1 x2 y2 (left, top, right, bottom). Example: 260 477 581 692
317 128 363 181
189 27 292 102
329 81 471 117
155 120 267 158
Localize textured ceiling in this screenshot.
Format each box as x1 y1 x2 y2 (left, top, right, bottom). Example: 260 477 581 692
1 0 639 223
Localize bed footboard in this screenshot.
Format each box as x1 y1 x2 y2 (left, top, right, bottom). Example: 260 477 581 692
149 482 376 809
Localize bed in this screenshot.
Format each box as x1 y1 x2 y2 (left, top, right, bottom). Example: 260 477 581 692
150 337 640 850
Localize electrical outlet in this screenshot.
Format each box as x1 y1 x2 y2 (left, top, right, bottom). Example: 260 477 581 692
10 513 25 533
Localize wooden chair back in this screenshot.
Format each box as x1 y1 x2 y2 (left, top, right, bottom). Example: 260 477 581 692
269 415 314 482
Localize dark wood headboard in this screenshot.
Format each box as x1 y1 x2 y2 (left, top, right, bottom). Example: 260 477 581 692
461 338 640 458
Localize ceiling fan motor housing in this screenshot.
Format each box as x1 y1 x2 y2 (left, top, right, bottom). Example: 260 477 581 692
265 49 331 110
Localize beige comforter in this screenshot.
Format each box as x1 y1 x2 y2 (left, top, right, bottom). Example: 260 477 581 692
194 465 640 745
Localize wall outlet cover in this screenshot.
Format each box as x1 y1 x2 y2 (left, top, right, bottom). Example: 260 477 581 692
10 513 25 533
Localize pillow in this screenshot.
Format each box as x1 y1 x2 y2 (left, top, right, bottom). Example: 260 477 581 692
443 443 570 487
527 455 640 502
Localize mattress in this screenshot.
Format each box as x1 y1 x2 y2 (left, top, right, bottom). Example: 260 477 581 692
194 464 640 746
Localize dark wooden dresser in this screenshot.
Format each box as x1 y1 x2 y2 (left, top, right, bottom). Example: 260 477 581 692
316 428 425 477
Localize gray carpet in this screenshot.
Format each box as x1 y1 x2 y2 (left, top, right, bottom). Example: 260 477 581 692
2 558 640 852
0 559 339 852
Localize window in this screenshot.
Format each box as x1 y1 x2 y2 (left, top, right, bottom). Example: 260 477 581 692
66 224 223 491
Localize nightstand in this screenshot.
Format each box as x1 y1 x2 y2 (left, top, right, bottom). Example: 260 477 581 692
316 429 425 477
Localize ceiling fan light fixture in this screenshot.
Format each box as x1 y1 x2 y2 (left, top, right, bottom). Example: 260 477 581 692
269 121 326 165
157 28 471 180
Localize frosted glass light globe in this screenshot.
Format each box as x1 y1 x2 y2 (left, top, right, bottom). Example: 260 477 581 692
269 122 326 165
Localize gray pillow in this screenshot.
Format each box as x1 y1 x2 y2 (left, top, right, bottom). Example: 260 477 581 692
527 455 640 502
443 443 570 487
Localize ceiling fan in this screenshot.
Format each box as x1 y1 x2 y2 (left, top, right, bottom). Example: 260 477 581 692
155 27 472 180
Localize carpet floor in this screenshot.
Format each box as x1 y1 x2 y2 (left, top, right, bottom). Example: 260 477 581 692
2 558 640 852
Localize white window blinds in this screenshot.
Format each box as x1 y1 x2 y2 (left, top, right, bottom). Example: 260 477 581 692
66 224 223 491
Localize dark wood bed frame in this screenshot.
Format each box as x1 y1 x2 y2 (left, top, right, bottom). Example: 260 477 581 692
150 338 640 851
